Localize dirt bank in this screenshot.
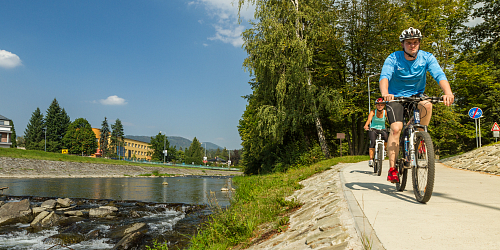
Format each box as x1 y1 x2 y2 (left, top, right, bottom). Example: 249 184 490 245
0 157 242 178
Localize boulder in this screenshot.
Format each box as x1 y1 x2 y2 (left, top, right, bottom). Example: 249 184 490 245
64 210 84 217
32 206 47 215
43 233 85 245
31 211 50 227
89 208 115 218
86 229 101 240
0 199 33 226
40 211 63 227
41 200 57 209
57 198 72 208
108 222 148 240
112 231 144 250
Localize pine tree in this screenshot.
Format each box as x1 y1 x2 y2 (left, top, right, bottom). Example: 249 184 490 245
24 108 45 150
45 98 70 152
185 137 203 165
110 119 125 157
100 117 111 157
10 120 17 148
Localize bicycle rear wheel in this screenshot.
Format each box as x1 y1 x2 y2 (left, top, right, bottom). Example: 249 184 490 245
412 131 435 203
376 145 383 176
395 138 408 191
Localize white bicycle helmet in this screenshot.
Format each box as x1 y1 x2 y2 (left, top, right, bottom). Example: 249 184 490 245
399 27 423 42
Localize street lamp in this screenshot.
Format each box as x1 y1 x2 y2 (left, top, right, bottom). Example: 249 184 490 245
368 73 381 113
160 131 166 164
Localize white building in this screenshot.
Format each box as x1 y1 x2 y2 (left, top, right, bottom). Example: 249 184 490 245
0 115 12 148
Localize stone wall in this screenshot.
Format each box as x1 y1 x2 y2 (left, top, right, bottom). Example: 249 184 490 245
440 144 500 175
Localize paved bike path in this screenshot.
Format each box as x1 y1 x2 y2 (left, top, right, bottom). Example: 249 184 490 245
341 160 500 250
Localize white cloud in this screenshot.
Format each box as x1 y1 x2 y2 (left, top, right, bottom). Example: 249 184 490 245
0 50 22 69
190 0 254 47
209 25 244 47
99 95 128 105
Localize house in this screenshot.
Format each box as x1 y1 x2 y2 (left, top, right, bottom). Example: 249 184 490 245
0 115 12 148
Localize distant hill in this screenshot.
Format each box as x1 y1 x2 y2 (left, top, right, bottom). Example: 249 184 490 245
125 135 223 151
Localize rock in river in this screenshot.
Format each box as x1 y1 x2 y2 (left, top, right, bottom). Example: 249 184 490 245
0 199 33 226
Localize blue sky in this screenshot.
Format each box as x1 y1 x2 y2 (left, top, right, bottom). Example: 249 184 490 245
0 0 255 150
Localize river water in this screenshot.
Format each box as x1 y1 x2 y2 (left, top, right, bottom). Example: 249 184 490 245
0 176 234 206
0 176 235 249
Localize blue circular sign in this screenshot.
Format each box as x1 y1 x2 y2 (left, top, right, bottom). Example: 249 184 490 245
468 107 483 119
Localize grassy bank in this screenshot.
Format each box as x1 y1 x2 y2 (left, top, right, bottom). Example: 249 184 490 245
0 148 189 170
185 155 368 250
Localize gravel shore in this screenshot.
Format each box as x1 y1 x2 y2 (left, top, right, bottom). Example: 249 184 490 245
0 157 242 178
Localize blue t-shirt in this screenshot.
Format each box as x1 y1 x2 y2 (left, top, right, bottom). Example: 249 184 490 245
380 50 447 97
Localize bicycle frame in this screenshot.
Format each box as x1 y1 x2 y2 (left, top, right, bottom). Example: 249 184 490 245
379 96 441 203
374 134 385 160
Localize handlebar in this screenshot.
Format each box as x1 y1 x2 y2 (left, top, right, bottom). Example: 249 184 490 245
375 96 443 105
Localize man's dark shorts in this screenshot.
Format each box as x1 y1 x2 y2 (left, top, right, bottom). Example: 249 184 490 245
386 102 404 124
386 94 430 124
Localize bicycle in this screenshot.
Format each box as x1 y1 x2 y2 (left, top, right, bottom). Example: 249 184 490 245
379 96 441 203
369 128 386 176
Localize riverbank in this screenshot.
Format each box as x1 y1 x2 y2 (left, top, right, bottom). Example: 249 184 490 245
0 157 242 178
187 156 368 250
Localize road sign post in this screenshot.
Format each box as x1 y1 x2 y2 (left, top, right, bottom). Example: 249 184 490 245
492 122 500 142
337 133 345 157
469 107 483 148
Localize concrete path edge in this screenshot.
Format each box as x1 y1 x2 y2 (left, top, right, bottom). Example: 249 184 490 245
339 164 386 250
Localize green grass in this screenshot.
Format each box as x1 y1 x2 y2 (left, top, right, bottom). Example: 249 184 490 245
186 155 368 250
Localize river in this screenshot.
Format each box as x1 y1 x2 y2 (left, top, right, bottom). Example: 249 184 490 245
0 176 235 249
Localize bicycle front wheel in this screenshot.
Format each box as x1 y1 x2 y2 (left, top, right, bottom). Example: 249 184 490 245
395 135 408 191
412 131 435 203
376 145 383 176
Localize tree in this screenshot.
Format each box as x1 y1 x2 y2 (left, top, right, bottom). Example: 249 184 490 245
231 149 241 166
24 108 45 150
110 119 124 158
150 132 171 162
45 98 70 152
10 120 16 148
100 117 111 157
464 0 500 65
185 137 203 165
221 147 229 161
16 136 25 147
62 118 98 155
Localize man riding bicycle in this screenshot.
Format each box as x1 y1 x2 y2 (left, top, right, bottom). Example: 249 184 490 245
379 27 454 183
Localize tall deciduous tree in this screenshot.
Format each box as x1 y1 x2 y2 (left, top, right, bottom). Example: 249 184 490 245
466 0 500 65
45 98 70 152
110 119 124 157
24 108 45 150
63 118 97 155
237 0 346 174
100 117 111 157
150 132 171 162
